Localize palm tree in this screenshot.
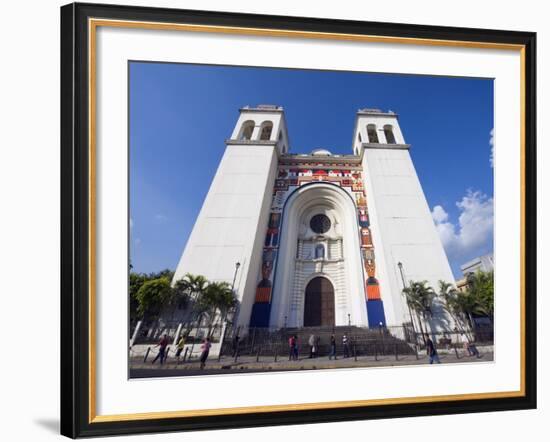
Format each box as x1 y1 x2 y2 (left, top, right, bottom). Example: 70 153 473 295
466 271 494 324
179 273 208 299
403 280 436 342
199 282 237 337
437 280 465 332
176 273 208 331
453 290 479 335
213 282 238 325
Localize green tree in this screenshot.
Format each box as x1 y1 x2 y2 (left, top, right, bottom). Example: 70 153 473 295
129 269 175 321
177 273 209 330
179 273 208 300
453 290 479 332
466 270 494 323
437 273 494 338
403 280 436 340
136 277 173 321
201 282 237 330
129 272 148 321
214 282 238 325
148 269 174 281
437 280 466 332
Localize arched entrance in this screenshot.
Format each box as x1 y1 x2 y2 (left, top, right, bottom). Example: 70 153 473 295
304 277 335 327
269 182 369 328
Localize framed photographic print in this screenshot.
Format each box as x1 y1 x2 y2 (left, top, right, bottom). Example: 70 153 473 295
60 2 537 438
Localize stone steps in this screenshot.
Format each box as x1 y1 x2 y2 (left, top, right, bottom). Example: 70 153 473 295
229 326 416 357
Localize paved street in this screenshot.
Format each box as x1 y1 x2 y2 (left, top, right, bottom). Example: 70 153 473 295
129 349 493 378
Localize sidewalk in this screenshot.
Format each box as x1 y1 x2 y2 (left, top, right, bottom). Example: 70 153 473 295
129 350 493 378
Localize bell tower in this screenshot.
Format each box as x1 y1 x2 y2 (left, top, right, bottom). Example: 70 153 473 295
229 104 289 155
352 108 406 154
355 108 455 329
173 105 289 328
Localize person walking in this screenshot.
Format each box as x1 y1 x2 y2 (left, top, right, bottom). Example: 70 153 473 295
288 335 296 361
466 336 481 358
461 332 473 357
232 333 240 358
308 334 316 358
175 333 186 362
426 335 441 364
152 334 169 365
329 334 337 360
342 333 350 358
293 335 299 360
313 335 320 359
199 337 212 370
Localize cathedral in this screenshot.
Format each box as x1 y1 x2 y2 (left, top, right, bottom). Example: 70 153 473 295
173 105 455 330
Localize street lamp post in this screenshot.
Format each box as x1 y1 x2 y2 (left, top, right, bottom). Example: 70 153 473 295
398 261 417 341
228 262 240 324
231 262 241 293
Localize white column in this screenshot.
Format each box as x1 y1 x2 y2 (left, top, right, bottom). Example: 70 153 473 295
129 320 142 347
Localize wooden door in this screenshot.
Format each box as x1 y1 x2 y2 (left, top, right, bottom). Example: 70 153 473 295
304 277 335 327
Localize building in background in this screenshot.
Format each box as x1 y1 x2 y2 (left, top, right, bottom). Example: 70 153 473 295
173 105 455 330
461 253 494 275
456 253 494 292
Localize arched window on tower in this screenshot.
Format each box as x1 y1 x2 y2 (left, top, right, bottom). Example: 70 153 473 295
259 121 273 140
367 124 379 143
239 121 255 140
384 125 396 144
314 243 325 259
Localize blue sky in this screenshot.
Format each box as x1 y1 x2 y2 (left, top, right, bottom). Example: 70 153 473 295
130 62 494 280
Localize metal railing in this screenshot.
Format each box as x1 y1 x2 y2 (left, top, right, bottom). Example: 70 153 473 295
129 322 493 366
131 322 224 345
218 324 493 358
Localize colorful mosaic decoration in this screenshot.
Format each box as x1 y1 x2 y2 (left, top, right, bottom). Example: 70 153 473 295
361 228 373 247
249 160 387 328
366 277 381 300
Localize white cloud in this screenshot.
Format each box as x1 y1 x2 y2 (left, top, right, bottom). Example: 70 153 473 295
431 190 494 264
489 128 494 168
154 213 168 222
431 205 448 224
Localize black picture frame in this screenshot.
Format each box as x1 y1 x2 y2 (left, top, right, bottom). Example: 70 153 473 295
60 2 537 438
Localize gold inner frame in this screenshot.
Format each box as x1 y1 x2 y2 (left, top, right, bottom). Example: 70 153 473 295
87 18 527 424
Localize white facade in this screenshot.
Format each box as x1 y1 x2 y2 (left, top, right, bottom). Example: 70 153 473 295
355 110 456 330
270 183 368 328
173 106 285 328
174 106 456 331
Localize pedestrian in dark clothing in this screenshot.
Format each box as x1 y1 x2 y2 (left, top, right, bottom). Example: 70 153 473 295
199 337 212 369
329 335 337 360
314 335 320 358
152 334 169 365
293 335 299 360
342 333 350 358
461 332 473 356
288 335 296 361
425 335 441 364
468 342 481 358
232 334 240 357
